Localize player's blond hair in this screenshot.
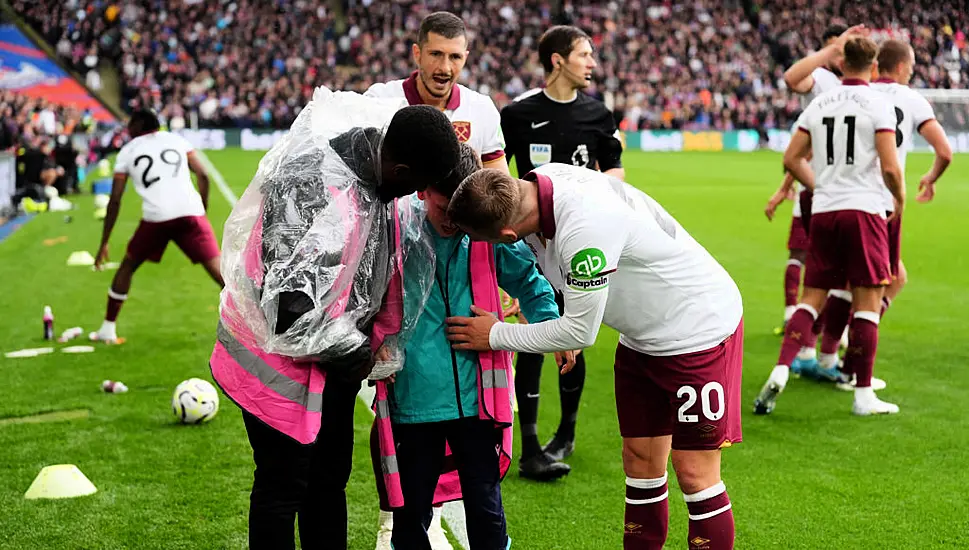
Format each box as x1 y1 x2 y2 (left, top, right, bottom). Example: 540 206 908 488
447 169 522 237
843 36 879 73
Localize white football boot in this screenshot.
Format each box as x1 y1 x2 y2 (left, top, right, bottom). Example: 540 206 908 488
852 386 899 416
753 365 790 415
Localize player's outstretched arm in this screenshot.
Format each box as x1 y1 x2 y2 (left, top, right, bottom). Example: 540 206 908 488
875 131 905 213
96 173 128 270
447 286 607 354
784 49 832 94
450 231 618 355
917 120 952 202
784 25 866 93
783 130 814 190
186 151 211 211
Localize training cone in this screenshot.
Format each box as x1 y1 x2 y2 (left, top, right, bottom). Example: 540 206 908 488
24 464 97 500
66 251 96 267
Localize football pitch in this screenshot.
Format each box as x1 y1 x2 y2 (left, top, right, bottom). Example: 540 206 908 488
1 149 966 549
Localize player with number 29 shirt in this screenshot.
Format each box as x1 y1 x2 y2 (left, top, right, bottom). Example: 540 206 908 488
91 110 223 344
444 163 744 550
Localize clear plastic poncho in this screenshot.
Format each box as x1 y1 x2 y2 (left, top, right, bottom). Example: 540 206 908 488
218 86 436 371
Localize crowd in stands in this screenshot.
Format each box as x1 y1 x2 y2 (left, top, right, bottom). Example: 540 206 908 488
11 0 969 132
763 0 968 89
0 93 95 150
0 93 110 209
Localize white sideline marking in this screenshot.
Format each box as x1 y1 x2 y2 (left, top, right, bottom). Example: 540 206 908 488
196 151 238 206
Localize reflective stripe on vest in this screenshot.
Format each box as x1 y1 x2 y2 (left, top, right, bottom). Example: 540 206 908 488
381 455 399 475
481 368 509 389
216 322 323 412
376 398 390 419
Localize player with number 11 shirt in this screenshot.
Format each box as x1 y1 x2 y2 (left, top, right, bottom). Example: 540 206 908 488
755 37 904 417
91 110 223 344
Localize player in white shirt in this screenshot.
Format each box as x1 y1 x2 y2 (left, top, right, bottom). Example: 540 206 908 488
91 110 222 344
755 37 904 417
364 12 507 175
445 163 744 550
809 39 953 388
364 12 507 550
871 40 952 304
765 24 853 336
766 25 879 381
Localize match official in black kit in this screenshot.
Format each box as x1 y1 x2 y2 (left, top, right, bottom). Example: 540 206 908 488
499 25 624 481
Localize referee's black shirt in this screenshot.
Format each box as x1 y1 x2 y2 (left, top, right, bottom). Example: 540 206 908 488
500 89 623 176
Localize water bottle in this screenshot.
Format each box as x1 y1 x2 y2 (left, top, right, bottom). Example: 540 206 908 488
43 306 54 341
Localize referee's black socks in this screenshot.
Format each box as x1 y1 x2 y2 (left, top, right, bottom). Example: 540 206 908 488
556 351 586 441
515 352 544 459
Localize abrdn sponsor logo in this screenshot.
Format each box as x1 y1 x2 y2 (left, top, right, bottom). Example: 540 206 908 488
568 248 612 291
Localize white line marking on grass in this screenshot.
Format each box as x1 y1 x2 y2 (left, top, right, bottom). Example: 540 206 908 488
195 151 238 206
357 382 470 549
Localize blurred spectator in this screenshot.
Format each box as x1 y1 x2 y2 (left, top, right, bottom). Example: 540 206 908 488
11 0 969 131
53 134 80 195
12 134 59 205
1 92 99 209
0 93 90 145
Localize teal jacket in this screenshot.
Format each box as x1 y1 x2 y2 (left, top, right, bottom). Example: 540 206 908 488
389 228 559 424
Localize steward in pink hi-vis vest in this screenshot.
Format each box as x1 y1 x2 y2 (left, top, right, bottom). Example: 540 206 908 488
210 193 408 444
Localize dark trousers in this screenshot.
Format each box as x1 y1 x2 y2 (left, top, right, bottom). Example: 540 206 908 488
391 417 508 550
242 377 359 550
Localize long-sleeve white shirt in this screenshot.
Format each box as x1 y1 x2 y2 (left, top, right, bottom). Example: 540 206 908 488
491 163 743 356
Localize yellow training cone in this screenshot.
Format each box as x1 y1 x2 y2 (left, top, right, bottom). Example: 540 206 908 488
24 465 97 499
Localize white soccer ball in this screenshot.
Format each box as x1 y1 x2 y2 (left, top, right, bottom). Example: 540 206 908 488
172 378 219 424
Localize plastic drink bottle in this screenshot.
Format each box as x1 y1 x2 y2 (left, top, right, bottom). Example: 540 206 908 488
43 306 54 341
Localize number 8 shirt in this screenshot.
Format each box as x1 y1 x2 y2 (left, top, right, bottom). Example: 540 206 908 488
113 131 205 222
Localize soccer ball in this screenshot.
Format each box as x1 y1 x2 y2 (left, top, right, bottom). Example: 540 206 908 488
171 378 219 424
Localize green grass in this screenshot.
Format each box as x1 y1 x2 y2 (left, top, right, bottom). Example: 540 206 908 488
1 149 967 549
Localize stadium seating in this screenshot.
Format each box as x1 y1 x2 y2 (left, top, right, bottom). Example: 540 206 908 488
13 0 969 131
